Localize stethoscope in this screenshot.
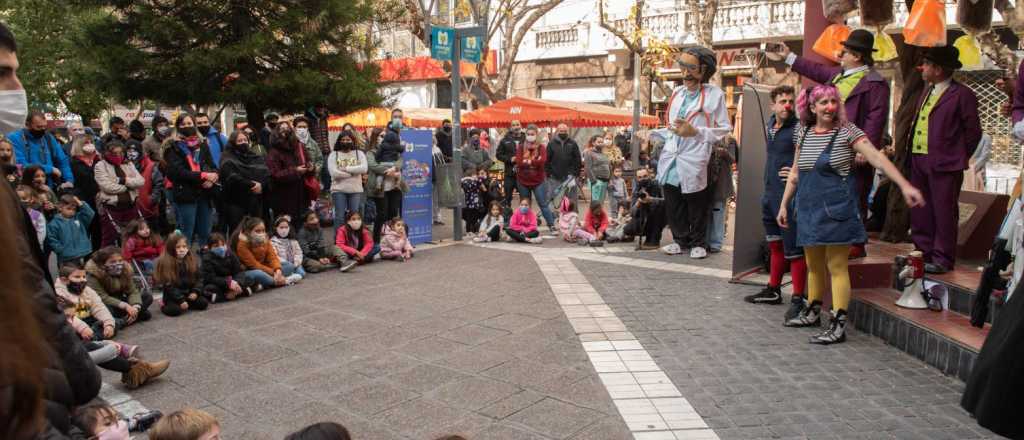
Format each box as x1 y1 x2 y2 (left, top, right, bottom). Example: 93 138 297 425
669 86 713 128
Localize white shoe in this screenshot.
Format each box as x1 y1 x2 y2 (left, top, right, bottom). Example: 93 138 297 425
529 237 544 244
473 236 489 243
285 274 302 285
689 247 707 259
661 243 682 255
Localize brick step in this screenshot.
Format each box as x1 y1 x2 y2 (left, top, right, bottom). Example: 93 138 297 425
849 288 990 382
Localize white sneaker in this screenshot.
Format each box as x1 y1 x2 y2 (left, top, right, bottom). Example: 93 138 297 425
529 237 544 244
689 247 708 259
285 274 302 285
661 243 682 255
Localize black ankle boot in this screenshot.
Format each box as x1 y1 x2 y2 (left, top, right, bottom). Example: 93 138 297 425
810 309 847 345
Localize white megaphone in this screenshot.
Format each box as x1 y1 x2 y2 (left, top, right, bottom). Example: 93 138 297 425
896 251 929 309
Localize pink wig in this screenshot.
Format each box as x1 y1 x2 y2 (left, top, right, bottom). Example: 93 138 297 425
796 84 848 126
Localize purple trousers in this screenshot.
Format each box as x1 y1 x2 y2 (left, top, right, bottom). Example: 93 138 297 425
910 155 963 269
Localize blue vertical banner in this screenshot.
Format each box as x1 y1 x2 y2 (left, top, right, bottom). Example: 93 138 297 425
400 129 434 245
430 26 455 61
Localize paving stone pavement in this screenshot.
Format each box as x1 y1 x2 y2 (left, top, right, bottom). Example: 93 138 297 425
102 245 630 439
571 259 1004 440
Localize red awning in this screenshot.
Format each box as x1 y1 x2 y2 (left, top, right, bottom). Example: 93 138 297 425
376 53 497 83
462 96 660 128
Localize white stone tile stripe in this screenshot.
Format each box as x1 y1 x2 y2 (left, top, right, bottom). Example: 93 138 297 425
99 382 153 420
534 253 720 440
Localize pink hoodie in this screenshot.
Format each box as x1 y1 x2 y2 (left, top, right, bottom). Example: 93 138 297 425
509 208 538 233
380 224 414 258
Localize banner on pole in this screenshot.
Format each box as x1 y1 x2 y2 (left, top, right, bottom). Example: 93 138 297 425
461 36 481 64
400 129 435 245
430 26 455 61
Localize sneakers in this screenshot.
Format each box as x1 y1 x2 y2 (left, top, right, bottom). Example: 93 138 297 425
810 309 847 345
528 236 544 244
744 286 782 305
784 299 821 327
589 240 605 247
784 295 806 322
576 239 589 246
661 243 683 255
689 247 708 259
122 359 170 389
338 259 357 273
285 274 303 285
473 236 490 243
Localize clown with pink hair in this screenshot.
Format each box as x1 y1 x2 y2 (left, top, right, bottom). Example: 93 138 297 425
776 83 924 345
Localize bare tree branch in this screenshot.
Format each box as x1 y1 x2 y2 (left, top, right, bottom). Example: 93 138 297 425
597 0 642 54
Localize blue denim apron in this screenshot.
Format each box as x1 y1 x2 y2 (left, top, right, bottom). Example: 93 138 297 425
795 128 867 247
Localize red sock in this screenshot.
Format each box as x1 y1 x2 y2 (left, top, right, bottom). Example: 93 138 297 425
790 256 807 297
769 241 785 287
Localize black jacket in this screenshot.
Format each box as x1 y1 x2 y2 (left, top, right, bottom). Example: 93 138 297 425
69 157 98 208
163 141 218 204
161 262 203 304
297 226 328 259
200 249 246 292
545 136 582 181
435 129 453 159
219 146 270 206
496 132 520 171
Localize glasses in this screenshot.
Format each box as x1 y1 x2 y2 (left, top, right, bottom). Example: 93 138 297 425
677 61 700 72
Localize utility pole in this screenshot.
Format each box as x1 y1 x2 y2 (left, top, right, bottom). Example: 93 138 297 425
631 51 641 170
452 36 463 241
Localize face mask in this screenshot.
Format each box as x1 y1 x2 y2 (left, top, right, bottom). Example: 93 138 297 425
251 232 268 243
157 126 171 136
105 262 125 276
296 128 310 142
277 226 290 237
29 128 46 138
67 281 86 294
526 135 537 143
0 90 28 134
391 118 403 130
268 122 279 129
511 127 521 134
105 153 124 166
337 141 353 151
197 126 211 136
211 246 227 257
558 133 569 140
83 144 96 154
96 419 129 440
348 220 362 229
235 142 250 152
442 125 451 133
176 247 189 259
179 126 197 137
519 206 529 214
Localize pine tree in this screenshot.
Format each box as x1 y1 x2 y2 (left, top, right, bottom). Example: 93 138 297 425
72 0 383 128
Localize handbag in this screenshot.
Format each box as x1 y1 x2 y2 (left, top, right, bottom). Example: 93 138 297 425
296 144 320 202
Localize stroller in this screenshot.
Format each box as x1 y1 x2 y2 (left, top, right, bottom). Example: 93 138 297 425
102 208 153 294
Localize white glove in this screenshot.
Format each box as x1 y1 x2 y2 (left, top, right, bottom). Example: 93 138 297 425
1013 120 1024 142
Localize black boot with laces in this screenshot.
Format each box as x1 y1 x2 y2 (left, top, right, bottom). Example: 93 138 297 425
744 285 782 305
784 299 821 327
810 309 847 345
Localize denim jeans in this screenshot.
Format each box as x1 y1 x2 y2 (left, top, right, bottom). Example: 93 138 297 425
706 200 726 251
281 261 306 277
173 199 213 247
245 269 276 288
331 192 363 231
517 182 555 228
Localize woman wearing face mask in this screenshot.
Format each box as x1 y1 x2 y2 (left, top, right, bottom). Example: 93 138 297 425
163 114 219 247
69 134 103 251
294 116 324 191
266 121 313 226
328 131 368 231
94 141 145 247
86 246 154 326
143 116 171 159
365 126 408 243
219 131 270 232
513 125 556 228
126 140 163 230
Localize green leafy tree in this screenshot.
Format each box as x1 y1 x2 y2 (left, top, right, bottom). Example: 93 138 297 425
0 1 110 121
71 0 384 129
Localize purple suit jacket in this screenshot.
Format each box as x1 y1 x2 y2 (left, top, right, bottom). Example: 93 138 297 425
912 80 982 172
1012 60 1024 124
792 57 891 149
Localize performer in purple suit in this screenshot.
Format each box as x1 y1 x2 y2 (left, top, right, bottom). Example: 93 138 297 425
908 45 982 274
767 29 890 259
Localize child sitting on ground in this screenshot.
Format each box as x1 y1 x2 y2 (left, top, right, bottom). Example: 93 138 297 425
63 305 169 389
201 232 254 303
508 197 542 244
380 217 415 261
285 422 352 440
474 201 504 243
122 219 163 274
297 209 356 273
154 233 209 317
234 216 296 288
73 403 164 439
46 194 95 266
606 201 633 242
148 408 220 440
577 201 609 246
336 211 380 264
557 197 582 243
56 263 119 341
16 184 46 249
270 215 306 281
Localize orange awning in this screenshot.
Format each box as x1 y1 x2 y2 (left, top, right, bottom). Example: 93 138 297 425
376 53 498 83
328 107 453 130
461 96 660 128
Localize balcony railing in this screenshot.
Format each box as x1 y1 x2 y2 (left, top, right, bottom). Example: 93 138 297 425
536 26 581 48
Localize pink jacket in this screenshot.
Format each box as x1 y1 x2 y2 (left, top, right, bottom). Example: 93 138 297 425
509 209 538 233
380 225 414 256
559 212 579 241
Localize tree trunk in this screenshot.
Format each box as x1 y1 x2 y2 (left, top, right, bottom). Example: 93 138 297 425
245 101 265 131
881 2 926 243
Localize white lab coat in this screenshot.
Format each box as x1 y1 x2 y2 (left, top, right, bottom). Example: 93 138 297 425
656 84 732 194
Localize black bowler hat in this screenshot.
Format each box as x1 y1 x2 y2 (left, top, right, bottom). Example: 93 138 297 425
841 29 877 55
923 45 963 70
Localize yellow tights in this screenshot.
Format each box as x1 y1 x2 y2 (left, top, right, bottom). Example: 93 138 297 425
804 245 851 311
